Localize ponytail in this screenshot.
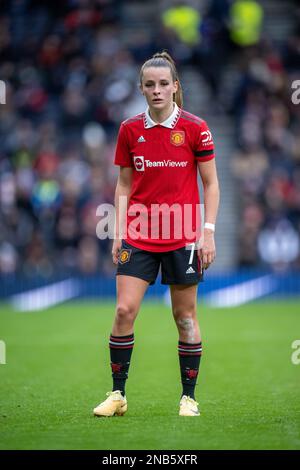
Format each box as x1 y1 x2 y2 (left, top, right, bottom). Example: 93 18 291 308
140 51 183 108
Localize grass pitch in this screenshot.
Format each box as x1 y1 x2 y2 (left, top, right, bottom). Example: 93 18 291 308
0 299 299 450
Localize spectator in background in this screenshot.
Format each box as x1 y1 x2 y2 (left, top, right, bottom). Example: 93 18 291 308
229 0 264 49
258 219 300 271
162 1 201 47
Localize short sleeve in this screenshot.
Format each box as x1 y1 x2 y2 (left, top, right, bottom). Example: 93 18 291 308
114 123 133 167
194 120 215 162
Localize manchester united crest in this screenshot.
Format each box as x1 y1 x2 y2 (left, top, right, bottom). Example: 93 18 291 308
170 130 185 146
119 249 132 264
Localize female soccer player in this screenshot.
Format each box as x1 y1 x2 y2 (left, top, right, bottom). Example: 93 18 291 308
93 51 219 417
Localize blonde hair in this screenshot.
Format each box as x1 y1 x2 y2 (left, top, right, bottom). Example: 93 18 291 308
140 51 183 108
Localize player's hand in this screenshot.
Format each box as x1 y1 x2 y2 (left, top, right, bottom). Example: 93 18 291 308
112 239 122 265
198 229 216 271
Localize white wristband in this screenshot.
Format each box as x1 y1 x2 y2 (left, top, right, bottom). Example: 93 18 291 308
204 222 215 232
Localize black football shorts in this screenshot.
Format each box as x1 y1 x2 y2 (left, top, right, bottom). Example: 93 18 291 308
116 239 204 285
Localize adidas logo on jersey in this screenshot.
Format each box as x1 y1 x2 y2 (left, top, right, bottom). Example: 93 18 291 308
186 266 195 274
138 135 146 142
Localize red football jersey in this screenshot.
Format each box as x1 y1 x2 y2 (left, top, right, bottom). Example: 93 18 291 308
114 104 215 252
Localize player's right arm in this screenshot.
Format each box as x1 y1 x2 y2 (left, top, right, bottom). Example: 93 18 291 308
112 167 133 264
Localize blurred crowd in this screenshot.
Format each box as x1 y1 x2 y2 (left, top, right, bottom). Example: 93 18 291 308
0 0 141 277
230 11 300 270
0 0 299 276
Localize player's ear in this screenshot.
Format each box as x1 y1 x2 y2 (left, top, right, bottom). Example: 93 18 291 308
173 80 179 93
139 84 144 95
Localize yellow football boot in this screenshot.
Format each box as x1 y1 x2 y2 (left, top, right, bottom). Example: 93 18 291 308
179 395 200 416
93 390 127 417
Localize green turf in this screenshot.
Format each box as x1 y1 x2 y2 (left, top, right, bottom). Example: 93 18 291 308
0 299 300 450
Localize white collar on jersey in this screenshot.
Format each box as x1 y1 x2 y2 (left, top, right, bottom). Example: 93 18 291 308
143 102 181 129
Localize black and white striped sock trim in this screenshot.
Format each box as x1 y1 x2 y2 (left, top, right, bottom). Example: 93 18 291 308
178 341 202 356
109 334 134 350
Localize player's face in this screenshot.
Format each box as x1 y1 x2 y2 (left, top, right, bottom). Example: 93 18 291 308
140 67 178 112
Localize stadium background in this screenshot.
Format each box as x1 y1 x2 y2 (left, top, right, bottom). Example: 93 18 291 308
0 0 299 450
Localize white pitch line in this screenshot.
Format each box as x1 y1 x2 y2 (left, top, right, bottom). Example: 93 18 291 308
206 275 277 308
10 279 80 312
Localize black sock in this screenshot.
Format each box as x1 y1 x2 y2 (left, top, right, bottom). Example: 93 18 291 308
178 341 202 400
109 333 134 396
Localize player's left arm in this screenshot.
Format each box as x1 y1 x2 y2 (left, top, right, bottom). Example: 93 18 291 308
197 158 220 269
